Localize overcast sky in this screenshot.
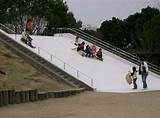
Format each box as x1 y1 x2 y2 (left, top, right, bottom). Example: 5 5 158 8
65 0 159 27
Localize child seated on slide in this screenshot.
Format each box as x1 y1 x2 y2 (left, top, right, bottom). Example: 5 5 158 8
96 48 103 61
21 31 35 48
21 19 35 48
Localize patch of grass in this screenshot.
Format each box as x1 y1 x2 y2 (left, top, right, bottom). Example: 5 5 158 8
0 41 74 91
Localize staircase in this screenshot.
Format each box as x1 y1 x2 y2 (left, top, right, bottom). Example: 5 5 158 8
0 26 93 91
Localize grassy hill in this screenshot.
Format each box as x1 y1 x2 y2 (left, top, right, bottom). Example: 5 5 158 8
0 41 73 91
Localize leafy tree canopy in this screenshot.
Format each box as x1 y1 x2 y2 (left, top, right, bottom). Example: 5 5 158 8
98 6 160 65
99 17 127 48
0 0 81 33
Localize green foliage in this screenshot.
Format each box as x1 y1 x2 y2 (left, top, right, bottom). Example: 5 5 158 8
125 6 160 49
0 0 81 33
99 17 127 48
84 29 103 39
142 16 160 52
97 6 160 66
142 15 160 65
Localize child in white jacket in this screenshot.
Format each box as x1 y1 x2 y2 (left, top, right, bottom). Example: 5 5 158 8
21 31 35 48
130 66 138 89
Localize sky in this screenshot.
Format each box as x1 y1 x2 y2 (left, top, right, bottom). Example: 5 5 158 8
2 30 160 93
65 0 159 28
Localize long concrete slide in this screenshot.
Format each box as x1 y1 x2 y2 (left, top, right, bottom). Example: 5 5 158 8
0 30 93 91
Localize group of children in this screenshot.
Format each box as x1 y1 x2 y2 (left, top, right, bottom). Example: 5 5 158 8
76 41 103 61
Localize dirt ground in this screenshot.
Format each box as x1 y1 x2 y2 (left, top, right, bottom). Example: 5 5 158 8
0 91 160 118
0 41 73 91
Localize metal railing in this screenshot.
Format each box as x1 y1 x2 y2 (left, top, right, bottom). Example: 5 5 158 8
0 23 94 88
1 23 160 75
53 27 160 75
0 23 16 34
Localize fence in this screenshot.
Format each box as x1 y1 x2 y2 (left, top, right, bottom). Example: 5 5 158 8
0 88 85 107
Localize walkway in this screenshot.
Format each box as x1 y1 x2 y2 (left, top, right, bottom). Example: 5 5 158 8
0 91 160 118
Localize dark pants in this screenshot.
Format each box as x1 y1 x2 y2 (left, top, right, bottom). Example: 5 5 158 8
133 78 137 89
142 73 148 88
85 51 93 57
21 38 28 44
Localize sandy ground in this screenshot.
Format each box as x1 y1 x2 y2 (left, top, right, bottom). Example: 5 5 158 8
0 91 160 118
0 41 73 91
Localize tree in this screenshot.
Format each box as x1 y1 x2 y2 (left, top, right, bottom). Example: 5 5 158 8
142 15 160 65
65 12 80 28
125 6 160 50
0 0 81 34
98 17 127 48
97 6 160 66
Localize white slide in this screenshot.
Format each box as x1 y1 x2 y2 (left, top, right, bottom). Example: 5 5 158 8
1 30 160 93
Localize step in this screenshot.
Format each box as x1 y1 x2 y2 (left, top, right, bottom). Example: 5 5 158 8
0 34 92 91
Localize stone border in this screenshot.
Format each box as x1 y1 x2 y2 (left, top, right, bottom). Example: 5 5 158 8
0 88 85 107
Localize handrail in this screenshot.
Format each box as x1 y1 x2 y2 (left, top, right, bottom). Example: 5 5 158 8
73 28 140 58
1 23 160 75
55 28 140 62
54 28 138 59
70 28 139 60
54 27 160 75
33 43 95 88
71 29 160 69
0 24 94 88
0 23 16 34
32 42 94 87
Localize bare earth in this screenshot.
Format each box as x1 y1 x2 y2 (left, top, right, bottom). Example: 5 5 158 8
0 41 73 91
0 91 160 118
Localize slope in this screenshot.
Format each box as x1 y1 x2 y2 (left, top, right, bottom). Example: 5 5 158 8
5 32 160 93
0 41 74 91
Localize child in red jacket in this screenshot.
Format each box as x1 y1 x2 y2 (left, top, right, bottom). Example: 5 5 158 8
96 48 103 61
